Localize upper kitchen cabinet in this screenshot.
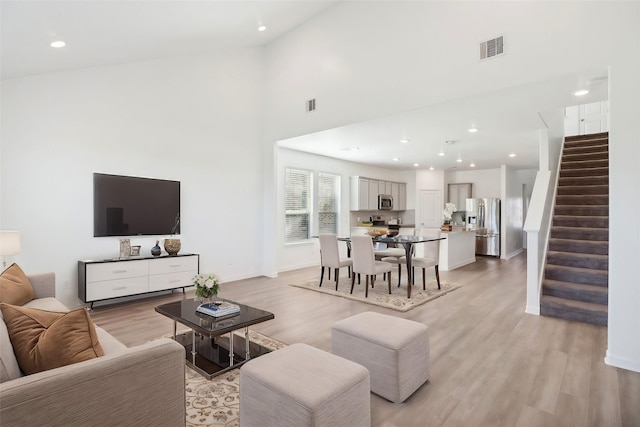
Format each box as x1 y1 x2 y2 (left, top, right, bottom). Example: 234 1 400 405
448 183 472 211
351 176 407 211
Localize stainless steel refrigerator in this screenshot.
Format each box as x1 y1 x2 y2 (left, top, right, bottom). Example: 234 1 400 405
465 198 501 257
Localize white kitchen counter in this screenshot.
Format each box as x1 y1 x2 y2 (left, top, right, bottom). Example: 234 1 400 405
439 229 476 271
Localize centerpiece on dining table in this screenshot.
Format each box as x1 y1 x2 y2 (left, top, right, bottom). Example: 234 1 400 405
366 228 388 238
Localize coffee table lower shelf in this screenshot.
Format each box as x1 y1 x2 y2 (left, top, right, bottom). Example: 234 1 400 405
174 329 272 379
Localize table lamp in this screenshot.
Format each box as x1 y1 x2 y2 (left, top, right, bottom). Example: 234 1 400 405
0 230 21 269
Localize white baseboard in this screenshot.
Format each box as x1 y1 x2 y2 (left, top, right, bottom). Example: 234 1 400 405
605 350 640 373
441 257 476 271
278 261 319 274
505 248 524 260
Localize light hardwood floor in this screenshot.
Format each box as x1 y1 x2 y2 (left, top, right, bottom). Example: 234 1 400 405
90 253 640 426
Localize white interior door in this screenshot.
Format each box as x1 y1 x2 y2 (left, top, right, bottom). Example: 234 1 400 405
579 101 609 134
419 190 442 228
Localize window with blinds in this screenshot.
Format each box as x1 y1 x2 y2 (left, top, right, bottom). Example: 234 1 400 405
285 168 312 243
318 172 340 234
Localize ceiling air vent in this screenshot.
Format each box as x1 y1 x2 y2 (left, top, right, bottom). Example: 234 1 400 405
306 98 316 112
480 36 504 60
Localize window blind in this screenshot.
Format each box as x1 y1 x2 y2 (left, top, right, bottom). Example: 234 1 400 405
318 172 340 234
285 168 311 242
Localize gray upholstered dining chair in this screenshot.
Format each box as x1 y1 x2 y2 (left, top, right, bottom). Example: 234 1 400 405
350 235 392 297
319 234 353 290
399 228 441 290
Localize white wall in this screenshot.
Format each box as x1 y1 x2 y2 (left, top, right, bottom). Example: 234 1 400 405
0 51 266 308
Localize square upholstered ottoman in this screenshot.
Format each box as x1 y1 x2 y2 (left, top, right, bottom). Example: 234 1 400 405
239 343 370 427
332 311 429 403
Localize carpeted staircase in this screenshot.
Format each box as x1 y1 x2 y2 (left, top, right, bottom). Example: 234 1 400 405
540 132 608 326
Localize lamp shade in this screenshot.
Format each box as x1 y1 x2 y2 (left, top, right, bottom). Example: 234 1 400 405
0 231 21 256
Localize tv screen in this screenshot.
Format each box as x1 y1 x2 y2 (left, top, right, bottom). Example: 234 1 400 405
93 173 180 237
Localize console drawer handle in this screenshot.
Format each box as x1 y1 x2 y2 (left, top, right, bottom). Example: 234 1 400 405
113 270 127 274
113 286 127 291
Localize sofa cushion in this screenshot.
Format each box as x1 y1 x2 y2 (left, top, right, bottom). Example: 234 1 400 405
0 263 35 306
0 304 104 375
0 317 22 382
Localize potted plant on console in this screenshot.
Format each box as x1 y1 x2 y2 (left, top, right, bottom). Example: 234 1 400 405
164 213 181 255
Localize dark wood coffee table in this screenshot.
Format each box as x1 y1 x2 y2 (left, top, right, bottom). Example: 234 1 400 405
155 298 275 379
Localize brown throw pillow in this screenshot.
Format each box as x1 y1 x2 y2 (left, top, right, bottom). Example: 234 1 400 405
0 303 104 375
0 263 35 305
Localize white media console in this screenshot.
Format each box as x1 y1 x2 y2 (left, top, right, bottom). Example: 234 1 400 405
78 253 199 308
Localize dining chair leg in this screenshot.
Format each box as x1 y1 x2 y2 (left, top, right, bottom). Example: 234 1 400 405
350 272 356 294
435 265 441 289
358 273 361 284
387 270 391 294
397 264 402 287
411 266 416 286
365 275 369 298
319 266 325 287
328 269 331 280
422 268 426 290
335 268 340 291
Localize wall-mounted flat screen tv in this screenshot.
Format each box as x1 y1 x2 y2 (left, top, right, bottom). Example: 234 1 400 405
93 173 180 237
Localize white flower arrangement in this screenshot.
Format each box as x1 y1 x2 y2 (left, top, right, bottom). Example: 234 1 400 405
442 203 457 224
193 273 220 299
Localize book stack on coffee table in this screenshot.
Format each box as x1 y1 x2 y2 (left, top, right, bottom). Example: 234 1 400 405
196 301 240 317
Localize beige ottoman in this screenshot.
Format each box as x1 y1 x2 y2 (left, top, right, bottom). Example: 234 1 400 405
332 311 429 403
240 343 370 427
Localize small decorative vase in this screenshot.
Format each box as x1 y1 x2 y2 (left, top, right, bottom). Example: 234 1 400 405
198 295 215 305
151 240 162 257
164 238 181 256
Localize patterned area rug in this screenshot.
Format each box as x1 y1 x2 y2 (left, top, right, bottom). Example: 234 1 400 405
290 275 461 312
184 331 286 427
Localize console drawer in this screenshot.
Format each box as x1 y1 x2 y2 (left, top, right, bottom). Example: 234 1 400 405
149 271 194 292
85 276 149 301
86 260 149 282
148 256 198 275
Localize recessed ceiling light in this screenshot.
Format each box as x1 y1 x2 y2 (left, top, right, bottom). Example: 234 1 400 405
392 157 399 162
573 89 589 96
413 163 419 167
456 157 462 163
400 139 409 144
468 128 478 133
258 25 267 32
470 162 476 167
50 41 66 48
438 151 445 156
429 166 434 171
509 153 516 158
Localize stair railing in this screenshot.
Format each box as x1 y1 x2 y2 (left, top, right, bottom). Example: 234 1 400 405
523 128 564 315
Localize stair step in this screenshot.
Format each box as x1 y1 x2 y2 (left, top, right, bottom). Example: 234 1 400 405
548 238 608 255
553 215 608 228
557 184 608 196
544 264 608 286
564 132 609 143
559 167 608 178
542 279 608 305
540 295 607 327
546 250 608 270
555 195 608 206
550 226 608 241
554 205 608 216
558 176 608 186
561 159 609 170
563 144 608 155
562 151 608 162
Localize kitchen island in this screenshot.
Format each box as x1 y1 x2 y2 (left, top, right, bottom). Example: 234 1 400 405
439 229 476 271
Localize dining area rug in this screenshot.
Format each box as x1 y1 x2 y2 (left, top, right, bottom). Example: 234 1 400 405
290 276 461 312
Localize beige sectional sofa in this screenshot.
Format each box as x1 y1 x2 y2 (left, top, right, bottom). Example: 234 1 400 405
0 272 186 426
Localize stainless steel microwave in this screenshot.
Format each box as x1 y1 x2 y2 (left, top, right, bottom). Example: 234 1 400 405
378 194 393 210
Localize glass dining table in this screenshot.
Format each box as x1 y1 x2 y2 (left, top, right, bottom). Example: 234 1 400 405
337 234 445 298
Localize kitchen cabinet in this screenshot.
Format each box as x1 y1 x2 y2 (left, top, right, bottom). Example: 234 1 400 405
448 183 472 211
350 176 408 211
368 180 379 209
